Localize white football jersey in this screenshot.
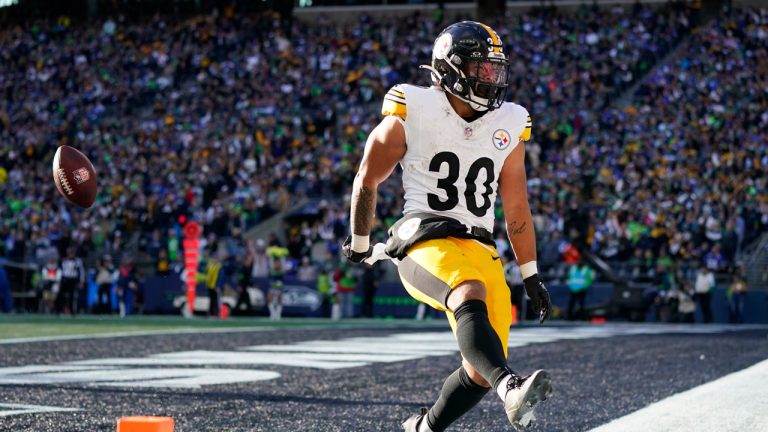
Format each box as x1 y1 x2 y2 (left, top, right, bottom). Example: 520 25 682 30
382 84 532 232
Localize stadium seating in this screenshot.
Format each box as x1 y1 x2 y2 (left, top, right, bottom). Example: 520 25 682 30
0 3 765 313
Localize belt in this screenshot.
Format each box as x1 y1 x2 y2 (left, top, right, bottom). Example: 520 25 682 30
468 225 493 243
385 212 496 259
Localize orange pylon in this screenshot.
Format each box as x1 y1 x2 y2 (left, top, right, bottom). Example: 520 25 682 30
117 416 174 432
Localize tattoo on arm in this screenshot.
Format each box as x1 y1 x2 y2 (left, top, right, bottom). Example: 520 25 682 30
508 221 527 236
351 183 377 236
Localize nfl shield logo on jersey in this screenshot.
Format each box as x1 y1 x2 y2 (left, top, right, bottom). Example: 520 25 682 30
492 129 512 150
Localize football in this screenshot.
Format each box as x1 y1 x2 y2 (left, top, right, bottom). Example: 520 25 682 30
52 145 98 208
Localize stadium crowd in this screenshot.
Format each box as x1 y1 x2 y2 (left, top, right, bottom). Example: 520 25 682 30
0 2 765 319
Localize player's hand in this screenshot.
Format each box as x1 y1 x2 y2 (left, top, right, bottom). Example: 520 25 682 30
342 236 372 263
523 274 552 324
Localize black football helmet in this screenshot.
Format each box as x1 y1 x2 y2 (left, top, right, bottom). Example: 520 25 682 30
422 21 509 111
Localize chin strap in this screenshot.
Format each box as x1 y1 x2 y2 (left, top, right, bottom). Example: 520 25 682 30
419 64 443 83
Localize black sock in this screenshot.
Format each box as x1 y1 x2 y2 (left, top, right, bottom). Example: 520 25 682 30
425 366 490 432
453 299 510 389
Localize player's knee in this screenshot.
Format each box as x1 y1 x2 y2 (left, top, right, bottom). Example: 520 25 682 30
447 280 486 312
462 359 490 388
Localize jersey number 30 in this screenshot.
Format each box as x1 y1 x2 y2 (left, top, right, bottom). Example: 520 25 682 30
427 151 494 217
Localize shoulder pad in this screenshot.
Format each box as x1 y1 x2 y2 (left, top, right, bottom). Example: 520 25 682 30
382 84 407 120
520 114 532 141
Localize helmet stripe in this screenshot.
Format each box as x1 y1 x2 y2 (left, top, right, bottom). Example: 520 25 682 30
477 22 501 53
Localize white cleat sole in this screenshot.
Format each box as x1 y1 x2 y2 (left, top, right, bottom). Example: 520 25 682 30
506 370 553 430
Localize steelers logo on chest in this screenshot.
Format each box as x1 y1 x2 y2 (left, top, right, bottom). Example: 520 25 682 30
492 129 512 150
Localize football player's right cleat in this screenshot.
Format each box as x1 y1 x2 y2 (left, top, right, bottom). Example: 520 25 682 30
401 407 429 432
503 370 552 430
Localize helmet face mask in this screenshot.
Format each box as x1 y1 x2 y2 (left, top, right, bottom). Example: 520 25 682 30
425 21 510 112
463 59 508 101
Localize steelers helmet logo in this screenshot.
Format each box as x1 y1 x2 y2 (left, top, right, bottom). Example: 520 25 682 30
492 129 512 150
433 33 452 60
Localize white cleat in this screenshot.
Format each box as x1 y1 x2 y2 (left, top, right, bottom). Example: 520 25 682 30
401 407 428 432
503 370 552 430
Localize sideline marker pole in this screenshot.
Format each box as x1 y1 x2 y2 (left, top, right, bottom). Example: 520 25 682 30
182 221 201 316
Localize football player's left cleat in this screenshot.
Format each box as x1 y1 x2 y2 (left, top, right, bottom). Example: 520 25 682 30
401 407 429 432
503 370 552 430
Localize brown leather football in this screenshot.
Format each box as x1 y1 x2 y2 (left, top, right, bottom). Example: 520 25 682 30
52 145 98 208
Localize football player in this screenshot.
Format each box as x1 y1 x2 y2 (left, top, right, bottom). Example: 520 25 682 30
343 21 553 430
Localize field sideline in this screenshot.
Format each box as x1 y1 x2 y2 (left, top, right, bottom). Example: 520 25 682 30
0 314 449 341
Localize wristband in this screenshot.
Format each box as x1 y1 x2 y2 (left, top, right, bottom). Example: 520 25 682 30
350 234 370 253
519 261 538 279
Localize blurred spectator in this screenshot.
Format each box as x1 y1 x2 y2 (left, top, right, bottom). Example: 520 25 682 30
537 232 561 271
95 255 118 314
360 262 383 318
0 265 11 313
40 259 61 313
167 230 180 263
297 256 318 283
57 247 85 316
268 258 285 320
147 230 164 260
566 257 594 320
204 252 225 318
694 262 716 323
265 245 289 319
704 245 725 273
316 262 334 318
156 249 171 276
673 281 696 323
561 242 581 267
250 239 270 283
117 257 139 318
334 263 357 319
651 263 677 322
234 252 254 313
728 271 748 324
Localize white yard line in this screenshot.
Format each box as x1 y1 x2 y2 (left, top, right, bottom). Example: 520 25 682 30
0 326 272 345
0 403 81 417
590 358 768 432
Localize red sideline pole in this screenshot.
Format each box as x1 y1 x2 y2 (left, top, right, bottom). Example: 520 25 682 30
182 221 201 316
